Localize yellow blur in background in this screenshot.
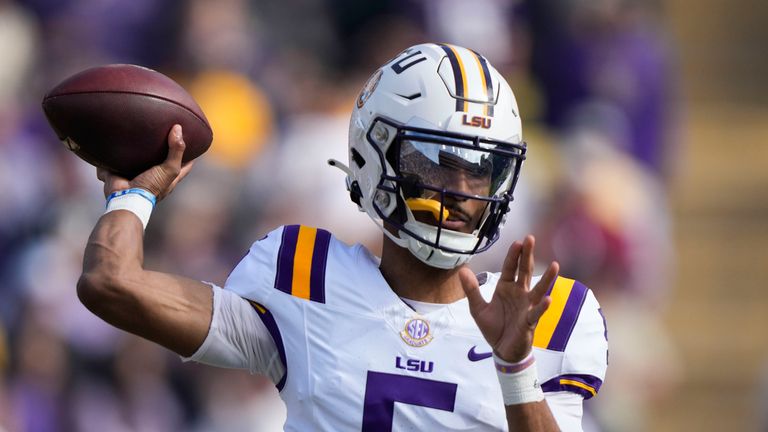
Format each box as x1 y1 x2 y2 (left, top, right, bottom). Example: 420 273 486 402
191 70 273 170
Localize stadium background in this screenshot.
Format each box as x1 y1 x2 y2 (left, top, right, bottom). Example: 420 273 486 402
0 0 766 431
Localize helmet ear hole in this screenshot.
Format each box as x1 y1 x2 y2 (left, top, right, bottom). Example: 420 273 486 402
400 175 422 199
349 181 363 206
351 148 366 168
384 139 400 172
392 193 409 225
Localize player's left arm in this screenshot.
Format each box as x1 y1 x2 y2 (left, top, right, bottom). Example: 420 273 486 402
460 235 560 431
539 283 608 430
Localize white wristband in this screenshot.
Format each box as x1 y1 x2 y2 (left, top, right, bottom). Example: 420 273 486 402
494 353 545 405
105 189 155 230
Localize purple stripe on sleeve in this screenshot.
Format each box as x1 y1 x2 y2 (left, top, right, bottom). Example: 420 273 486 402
541 374 603 400
547 280 588 351
274 225 300 295
309 229 331 304
250 302 288 391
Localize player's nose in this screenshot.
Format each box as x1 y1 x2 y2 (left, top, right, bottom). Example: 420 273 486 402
442 169 472 198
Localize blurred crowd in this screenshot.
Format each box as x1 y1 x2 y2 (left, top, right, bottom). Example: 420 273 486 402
0 0 681 431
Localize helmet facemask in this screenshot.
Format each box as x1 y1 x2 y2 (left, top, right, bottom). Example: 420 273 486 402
366 117 526 269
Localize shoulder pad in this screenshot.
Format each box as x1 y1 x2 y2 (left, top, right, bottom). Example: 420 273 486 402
534 276 589 352
225 225 333 304
273 225 332 303
534 276 608 399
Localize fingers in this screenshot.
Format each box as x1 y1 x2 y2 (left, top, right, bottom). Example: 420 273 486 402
167 160 196 192
459 266 487 316
518 235 535 285
527 261 558 328
131 126 193 201
178 160 196 181
163 124 186 174
500 235 538 287
96 166 131 198
499 241 522 283
530 261 559 305
527 295 552 328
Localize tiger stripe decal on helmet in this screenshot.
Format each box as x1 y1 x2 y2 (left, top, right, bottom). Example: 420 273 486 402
438 44 468 112
470 49 495 117
437 43 496 116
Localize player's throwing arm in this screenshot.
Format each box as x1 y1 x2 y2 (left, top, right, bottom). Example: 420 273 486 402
78 126 213 357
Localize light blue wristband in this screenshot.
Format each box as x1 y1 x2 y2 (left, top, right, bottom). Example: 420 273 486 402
106 188 157 208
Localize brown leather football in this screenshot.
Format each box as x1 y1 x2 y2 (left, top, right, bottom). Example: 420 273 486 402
42 64 213 179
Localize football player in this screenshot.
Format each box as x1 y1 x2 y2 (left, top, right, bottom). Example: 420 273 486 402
79 43 607 431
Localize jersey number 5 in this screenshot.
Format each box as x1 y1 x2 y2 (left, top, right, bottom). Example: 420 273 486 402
362 371 457 431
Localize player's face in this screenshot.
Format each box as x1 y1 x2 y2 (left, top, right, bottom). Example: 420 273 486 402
399 141 506 234
441 168 491 233
412 166 490 233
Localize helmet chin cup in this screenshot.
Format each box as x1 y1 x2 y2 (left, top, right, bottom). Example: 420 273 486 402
403 220 475 269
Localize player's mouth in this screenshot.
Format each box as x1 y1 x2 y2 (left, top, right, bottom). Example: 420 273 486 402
440 209 471 231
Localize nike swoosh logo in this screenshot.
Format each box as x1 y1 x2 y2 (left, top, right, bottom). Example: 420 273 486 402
467 346 493 362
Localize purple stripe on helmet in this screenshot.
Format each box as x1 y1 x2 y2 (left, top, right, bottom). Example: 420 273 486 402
274 225 300 295
249 302 288 391
308 228 331 303
470 49 495 117
438 44 466 112
541 374 603 400
547 280 588 351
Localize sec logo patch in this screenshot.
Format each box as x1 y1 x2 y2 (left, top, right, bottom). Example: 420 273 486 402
400 317 433 347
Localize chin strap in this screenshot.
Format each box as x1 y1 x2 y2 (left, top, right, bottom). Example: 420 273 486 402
405 198 450 222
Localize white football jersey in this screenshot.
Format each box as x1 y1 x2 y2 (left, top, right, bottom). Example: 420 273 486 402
222 225 608 431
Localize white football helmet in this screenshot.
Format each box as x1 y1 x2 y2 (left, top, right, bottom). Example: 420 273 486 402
331 43 526 269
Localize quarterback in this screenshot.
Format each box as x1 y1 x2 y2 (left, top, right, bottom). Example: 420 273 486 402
78 43 608 431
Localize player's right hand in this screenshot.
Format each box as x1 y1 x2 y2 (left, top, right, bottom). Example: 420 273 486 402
97 124 195 201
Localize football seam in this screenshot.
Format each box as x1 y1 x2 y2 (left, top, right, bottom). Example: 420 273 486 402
43 90 212 133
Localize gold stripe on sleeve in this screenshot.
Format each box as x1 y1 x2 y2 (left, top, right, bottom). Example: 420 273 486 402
291 226 317 300
248 301 267 314
560 379 597 397
533 276 575 349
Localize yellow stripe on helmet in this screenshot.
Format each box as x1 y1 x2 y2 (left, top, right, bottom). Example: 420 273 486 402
445 44 469 112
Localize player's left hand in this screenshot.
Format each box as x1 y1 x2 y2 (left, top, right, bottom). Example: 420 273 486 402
460 235 558 363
